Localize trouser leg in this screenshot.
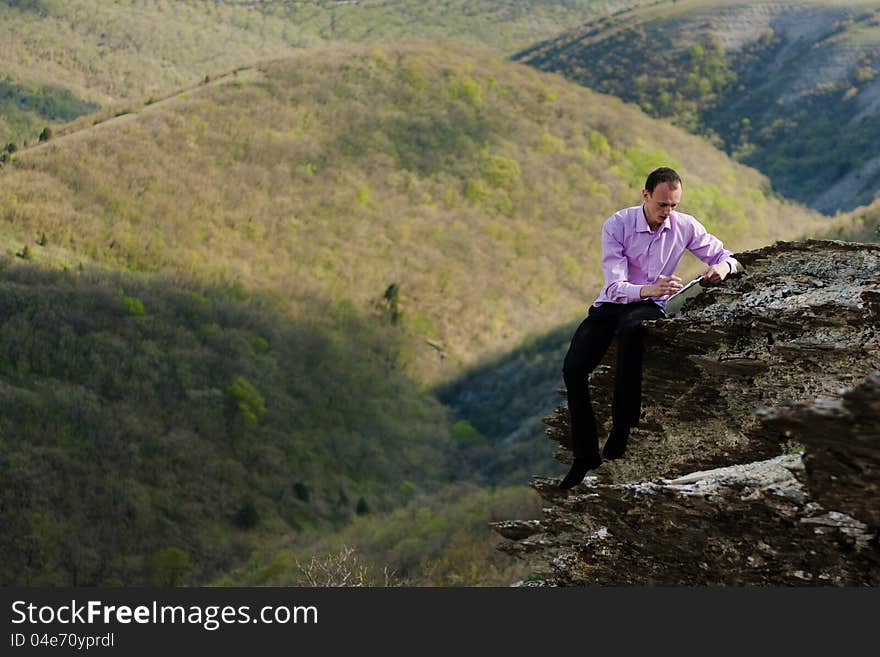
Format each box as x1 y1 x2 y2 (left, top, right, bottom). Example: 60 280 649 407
562 306 617 459
612 302 665 428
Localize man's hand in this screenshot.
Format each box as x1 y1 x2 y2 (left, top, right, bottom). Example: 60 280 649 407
640 275 682 298
702 261 732 284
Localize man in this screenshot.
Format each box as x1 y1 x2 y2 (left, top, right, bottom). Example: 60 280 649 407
558 167 737 489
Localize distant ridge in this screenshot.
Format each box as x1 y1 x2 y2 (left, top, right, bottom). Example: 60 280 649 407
517 0 880 213
0 0 643 146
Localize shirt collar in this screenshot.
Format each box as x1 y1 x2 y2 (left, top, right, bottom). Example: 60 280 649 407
639 205 672 233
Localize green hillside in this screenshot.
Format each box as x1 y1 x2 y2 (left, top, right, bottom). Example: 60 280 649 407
517 0 880 213
0 259 458 585
0 42 840 586
219 482 544 586
828 199 880 241
1 43 829 383
0 0 642 147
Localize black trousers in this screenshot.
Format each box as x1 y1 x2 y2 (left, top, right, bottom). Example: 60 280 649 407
562 300 665 459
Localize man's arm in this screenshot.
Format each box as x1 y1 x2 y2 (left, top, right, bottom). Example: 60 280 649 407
686 217 737 283
600 218 643 303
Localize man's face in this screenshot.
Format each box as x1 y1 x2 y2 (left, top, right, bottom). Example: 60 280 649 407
642 181 682 227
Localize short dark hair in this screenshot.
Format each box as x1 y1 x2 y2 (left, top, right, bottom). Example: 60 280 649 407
645 167 682 193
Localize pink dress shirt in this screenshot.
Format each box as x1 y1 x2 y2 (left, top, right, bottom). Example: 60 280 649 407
593 204 737 308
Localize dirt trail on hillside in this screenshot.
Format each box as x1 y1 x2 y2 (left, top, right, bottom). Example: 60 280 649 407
11 67 264 159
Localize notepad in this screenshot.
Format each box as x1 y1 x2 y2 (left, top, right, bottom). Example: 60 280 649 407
666 275 704 300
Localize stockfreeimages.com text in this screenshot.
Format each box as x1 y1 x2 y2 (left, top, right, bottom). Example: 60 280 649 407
11 600 317 632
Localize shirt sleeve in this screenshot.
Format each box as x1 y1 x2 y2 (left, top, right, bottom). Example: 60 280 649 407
687 217 736 273
601 217 643 303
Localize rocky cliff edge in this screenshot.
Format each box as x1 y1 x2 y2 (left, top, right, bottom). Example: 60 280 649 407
491 240 880 585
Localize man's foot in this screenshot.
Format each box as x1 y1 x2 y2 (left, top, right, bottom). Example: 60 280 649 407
558 453 602 489
601 426 630 460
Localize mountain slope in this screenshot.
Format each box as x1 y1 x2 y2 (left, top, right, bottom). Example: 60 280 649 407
0 260 455 585
828 198 880 241
517 0 880 213
1 43 830 383
0 0 642 146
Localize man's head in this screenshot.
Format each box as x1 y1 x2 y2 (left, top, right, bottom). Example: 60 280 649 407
642 167 682 229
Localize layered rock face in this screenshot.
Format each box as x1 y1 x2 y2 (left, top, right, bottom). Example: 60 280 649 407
492 240 880 585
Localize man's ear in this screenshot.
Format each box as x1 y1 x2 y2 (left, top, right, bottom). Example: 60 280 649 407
642 189 650 202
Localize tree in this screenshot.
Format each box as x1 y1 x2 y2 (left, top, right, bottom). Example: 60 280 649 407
234 500 260 529
38 127 53 143
382 283 402 325
228 376 266 423
295 546 401 586
145 548 191 586
293 482 311 502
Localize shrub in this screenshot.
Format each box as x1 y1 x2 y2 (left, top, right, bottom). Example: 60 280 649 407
123 296 146 316
356 184 370 205
293 482 311 502
382 283 402 325
234 500 260 529
451 420 487 447
295 545 402 586
450 76 483 108
145 547 191 586
480 152 521 189
228 376 266 423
